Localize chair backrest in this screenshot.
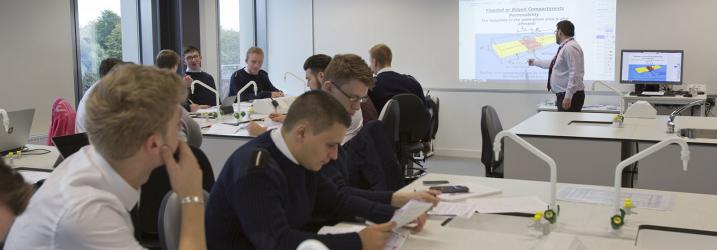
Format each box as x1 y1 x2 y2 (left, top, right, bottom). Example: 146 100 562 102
480 105 504 177
133 146 215 244
47 98 76 145
426 95 439 140
392 94 429 144
180 109 202 148
378 99 400 152
158 190 210 250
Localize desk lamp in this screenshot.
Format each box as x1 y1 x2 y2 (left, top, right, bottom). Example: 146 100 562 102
190 80 221 118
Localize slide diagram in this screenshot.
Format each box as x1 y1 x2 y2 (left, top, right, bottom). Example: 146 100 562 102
474 33 558 80
628 64 667 82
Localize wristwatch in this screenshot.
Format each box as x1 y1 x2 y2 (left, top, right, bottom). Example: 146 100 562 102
180 195 204 205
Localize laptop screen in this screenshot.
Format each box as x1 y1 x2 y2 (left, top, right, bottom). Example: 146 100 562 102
0 109 35 155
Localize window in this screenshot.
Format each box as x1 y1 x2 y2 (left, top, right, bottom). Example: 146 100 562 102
218 0 243 98
72 0 141 99
217 0 257 98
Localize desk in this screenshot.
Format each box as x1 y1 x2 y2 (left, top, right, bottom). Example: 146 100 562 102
624 94 707 116
537 103 621 114
9 144 59 170
505 112 717 194
395 173 717 249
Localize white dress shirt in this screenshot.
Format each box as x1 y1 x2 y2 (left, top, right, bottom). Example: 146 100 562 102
271 128 299 165
343 109 363 145
5 146 144 250
75 82 99 133
534 38 585 98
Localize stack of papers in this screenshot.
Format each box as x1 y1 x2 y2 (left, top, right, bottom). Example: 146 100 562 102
467 196 548 214
436 182 501 201
428 202 477 219
557 186 673 211
391 200 433 229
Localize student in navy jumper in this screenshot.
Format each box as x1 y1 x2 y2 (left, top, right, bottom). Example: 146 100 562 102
183 46 218 106
206 91 401 250
229 47 284 101
367 43 426 113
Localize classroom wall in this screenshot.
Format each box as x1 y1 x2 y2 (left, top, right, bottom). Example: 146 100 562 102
0 1 76 135
305 0 717 158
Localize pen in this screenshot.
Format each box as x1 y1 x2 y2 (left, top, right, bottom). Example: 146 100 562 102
440 217 453 227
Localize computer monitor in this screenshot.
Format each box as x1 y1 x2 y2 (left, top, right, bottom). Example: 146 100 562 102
620 50 684 85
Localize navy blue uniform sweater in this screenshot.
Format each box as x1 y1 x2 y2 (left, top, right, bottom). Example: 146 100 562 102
205 132 394 250
229 68 281 101
369 71 426 113
186 71 218 106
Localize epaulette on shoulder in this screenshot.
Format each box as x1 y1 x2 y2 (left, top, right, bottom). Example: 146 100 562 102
250 148 272 169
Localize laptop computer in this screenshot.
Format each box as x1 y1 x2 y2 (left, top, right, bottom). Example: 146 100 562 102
51 132 89 159
0 109 35 155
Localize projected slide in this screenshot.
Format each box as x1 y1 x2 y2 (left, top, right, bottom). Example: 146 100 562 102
459 0 617 83
628 65 667 82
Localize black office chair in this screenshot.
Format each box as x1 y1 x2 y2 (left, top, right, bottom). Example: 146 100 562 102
392 94 430 182
424 95 440 157
132 146 215 249
378 99 400 153
481 105 504 178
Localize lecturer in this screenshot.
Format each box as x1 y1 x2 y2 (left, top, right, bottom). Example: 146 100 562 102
529 20 585 112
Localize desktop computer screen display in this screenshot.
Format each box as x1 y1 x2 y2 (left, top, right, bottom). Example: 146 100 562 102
620 50 683 85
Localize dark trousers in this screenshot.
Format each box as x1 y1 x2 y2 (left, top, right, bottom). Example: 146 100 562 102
555 90 585 112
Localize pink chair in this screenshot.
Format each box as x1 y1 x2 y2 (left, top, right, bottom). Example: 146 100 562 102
47 98 76 145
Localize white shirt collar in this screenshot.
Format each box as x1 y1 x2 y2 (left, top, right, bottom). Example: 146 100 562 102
186 67 202 73
377 67 394 75
270 129 299 165
88 146 140 211
342 110 363 145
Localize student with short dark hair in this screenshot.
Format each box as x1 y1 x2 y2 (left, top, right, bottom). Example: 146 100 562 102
183 46 218 106
303 54 332 90
0 160 33 246
5 65 207 250
206 90 398 250
229 47 284 101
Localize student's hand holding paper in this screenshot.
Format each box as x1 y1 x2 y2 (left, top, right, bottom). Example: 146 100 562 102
268 112 286 122
411 213 427 233
247 121 267 137
359 221 395 250
391 190 440 207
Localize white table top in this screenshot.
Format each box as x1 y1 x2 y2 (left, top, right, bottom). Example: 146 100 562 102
8 144 58 170
396 173 717 250
537 103 621 114
624 93 707 102
509 112 717 144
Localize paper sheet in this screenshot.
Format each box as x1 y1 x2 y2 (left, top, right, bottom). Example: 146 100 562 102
391 200 433 229
557 186 674 211
435 182 501 201
17 169 51 184
428 202 476 219
317 225 409 250
467 196 548 214
206 123 247 135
